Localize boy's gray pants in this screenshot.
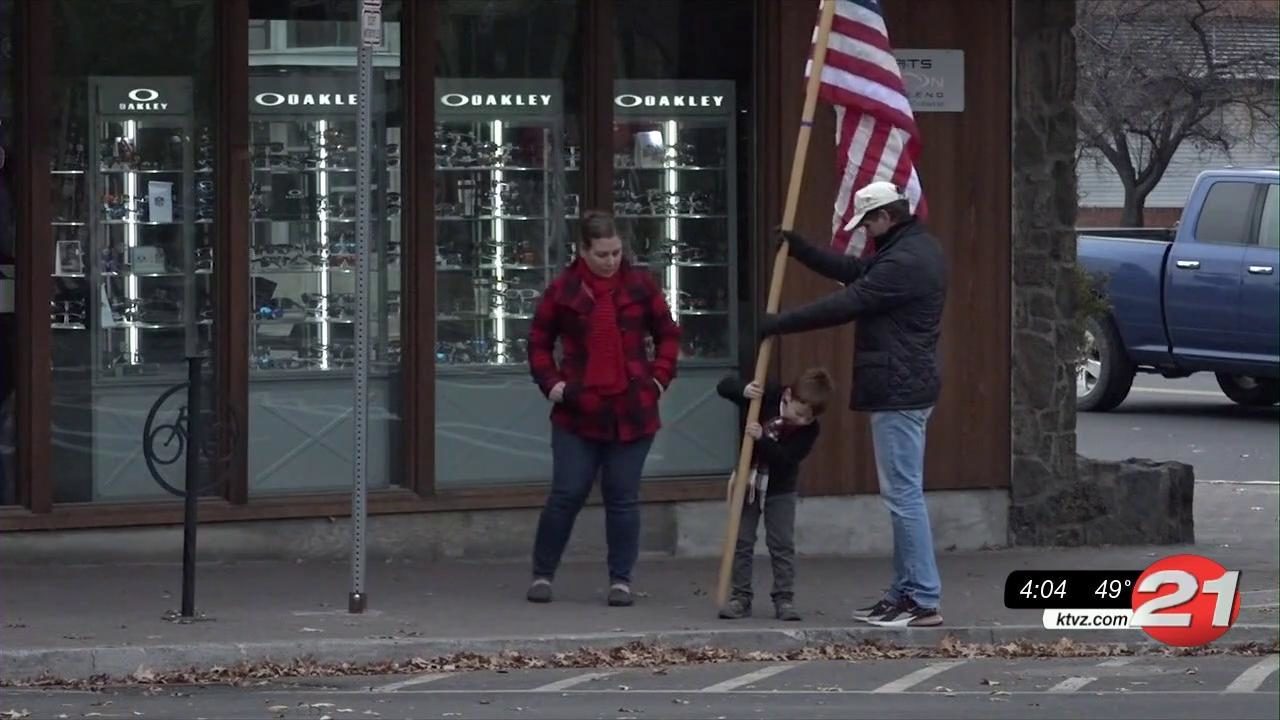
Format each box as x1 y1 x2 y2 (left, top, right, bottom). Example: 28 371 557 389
730 491 797 604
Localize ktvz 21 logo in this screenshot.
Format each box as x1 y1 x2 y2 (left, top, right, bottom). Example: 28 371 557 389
1130 554 1242 647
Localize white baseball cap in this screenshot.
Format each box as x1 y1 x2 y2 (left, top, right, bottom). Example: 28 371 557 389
842 181 907 232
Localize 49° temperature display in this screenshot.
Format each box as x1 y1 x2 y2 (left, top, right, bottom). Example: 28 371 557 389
1003 570 1143 609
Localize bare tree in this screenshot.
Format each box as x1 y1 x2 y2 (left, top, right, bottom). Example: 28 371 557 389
1074 0 1279 226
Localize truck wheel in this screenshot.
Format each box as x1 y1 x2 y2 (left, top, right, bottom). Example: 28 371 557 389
1215 374 1280 407
1076 315 1136 412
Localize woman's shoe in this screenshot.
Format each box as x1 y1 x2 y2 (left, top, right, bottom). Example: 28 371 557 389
526 578 553 603
607 583 634 607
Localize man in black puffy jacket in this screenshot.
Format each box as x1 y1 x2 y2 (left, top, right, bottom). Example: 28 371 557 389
759 181 948 628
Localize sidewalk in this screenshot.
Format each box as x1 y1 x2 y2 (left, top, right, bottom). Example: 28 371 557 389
3 542 1277 683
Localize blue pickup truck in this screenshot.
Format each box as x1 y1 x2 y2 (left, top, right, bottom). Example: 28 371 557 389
1076 168 1280 411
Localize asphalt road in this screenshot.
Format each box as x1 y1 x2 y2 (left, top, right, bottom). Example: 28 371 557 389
4 654 1277 720
1077 373 1280 483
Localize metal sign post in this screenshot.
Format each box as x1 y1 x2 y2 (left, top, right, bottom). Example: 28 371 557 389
349 0 380 615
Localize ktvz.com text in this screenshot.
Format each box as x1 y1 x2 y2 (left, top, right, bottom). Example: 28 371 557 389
1042 609 1137 630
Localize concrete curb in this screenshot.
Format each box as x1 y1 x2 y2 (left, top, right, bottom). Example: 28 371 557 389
4 623 1277 684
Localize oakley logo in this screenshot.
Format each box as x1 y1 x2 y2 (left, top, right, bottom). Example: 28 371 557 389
254 92 360 108
120 88 168 111
440 93 553 108
615 94 725 109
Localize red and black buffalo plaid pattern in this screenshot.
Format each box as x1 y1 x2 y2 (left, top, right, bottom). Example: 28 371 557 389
528 260 681 443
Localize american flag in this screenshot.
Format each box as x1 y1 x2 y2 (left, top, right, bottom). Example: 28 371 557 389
805 0 927 257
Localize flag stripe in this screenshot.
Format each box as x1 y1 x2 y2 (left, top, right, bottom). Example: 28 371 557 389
806 0 927 258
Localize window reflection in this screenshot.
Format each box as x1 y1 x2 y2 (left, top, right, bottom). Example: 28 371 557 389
433 0 583 488
610 0 754 478
49 0 219 503
245 0 404 495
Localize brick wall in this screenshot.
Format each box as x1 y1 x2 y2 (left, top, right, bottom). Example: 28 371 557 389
1077 206 1184 228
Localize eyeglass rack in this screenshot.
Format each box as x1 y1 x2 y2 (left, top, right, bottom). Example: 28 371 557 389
611 79 739 366
245 71 400 378
433 78 575 372
50 76 211 384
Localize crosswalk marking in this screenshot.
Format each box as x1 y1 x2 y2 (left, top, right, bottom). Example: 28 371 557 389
1224 655 1280 693
1048 676 1097 693
309 657 1280 697
372 672 452 693
531 672 616 692
871 661 966 693
700 665 796 692
271 687 1272 696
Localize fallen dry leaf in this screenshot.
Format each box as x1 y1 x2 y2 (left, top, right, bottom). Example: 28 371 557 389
0 711 30 720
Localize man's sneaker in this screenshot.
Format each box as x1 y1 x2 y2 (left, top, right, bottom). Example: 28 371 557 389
774 601 802 622
852 599 897 622
526 578 552 604
867 598 943 628
607 583 634 607
718 597 752 619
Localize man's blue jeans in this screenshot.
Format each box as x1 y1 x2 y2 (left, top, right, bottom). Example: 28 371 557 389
870 407 942 609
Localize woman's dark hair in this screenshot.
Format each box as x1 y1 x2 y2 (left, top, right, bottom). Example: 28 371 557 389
579 210 618 249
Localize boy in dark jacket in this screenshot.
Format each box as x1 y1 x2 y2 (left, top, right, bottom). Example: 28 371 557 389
716 367 834 621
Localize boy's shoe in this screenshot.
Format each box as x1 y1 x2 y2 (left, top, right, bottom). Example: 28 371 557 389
867 597 943 628
526 578 553 604
852 598 897 622
774 601 802 622
718 597 752 619
607 583 634 607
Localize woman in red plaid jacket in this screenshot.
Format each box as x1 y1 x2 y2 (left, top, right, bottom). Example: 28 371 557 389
524 210 681 607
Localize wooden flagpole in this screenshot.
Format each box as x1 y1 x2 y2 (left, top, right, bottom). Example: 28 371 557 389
715 0 840 608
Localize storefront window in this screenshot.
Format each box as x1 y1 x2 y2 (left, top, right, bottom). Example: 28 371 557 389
246 0 404 495
0 0 15 504
434 0 582 487
49 0 220 503
613 0 754 477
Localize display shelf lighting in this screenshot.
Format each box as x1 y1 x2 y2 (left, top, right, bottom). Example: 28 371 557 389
491 119 506 350
316 119 331 370
123 120 140 361
663 119 680 320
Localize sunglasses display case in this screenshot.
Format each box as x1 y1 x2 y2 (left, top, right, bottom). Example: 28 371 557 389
246 71 401 376
433 79 576 370
612 80 739 366
50 77 211 383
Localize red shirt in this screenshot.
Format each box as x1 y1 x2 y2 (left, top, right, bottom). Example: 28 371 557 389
528 260 681 442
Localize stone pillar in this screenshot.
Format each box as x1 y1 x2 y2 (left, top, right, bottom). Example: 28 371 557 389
1008 0 1195 547
1009 0 1083 546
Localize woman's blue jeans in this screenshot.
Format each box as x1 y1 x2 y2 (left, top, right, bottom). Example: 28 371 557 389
532 426 654 585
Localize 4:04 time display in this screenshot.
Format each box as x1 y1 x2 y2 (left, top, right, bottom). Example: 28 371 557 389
1003 570 1143 609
